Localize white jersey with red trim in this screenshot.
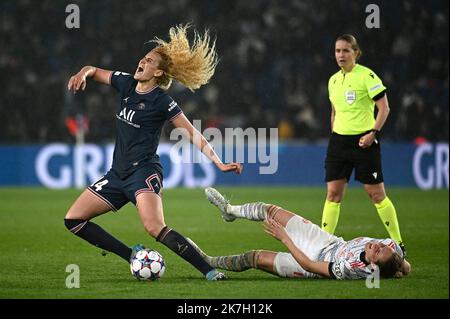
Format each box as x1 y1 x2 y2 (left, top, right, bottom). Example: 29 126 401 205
318 237 403 280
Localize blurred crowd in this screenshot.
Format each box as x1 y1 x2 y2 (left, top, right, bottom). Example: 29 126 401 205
0 0 448 143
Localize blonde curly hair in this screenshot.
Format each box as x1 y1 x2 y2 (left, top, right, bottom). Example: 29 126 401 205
150 24 218 92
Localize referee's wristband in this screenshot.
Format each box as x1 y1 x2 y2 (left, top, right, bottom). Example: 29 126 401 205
371 129 380 137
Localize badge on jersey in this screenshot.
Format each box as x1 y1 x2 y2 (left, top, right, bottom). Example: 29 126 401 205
344 90 356 105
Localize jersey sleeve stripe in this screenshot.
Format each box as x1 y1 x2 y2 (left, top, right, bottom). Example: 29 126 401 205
168 111 183 122
328 263 336 279
372 89 386 101
108 70 114 85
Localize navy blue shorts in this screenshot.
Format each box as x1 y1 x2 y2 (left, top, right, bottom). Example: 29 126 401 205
87 163 163 212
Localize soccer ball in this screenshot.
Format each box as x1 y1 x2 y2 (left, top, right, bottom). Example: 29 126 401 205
130 248 165 281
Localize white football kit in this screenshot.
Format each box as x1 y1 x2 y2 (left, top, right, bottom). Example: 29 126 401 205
273 215 404 279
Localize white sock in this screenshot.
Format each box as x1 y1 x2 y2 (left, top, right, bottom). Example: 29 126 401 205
209 250 261 272
228 202 268 221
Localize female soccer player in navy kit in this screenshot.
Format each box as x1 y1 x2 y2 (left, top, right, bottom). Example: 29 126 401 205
64 25 242 281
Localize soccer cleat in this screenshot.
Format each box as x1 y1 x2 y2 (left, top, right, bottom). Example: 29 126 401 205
130 243 146 262
206 269 227 281
187 238 226 281
204 187 236 222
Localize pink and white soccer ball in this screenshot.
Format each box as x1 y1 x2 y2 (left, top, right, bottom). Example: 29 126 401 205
130 248 165 280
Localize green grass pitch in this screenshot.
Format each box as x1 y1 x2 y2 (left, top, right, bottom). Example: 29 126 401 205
0 187 448 299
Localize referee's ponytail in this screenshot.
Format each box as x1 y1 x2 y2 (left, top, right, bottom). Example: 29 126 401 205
336 34 362 61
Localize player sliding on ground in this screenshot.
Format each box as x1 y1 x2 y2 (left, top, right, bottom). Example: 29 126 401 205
188 188 411 280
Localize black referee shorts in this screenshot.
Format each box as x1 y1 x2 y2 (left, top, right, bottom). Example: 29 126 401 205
325 132 383 185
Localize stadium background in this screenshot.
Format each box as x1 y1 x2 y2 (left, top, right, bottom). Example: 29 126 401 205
0 0 448 190
0 0 448 301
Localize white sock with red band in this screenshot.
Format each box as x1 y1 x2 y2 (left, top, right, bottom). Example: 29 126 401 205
228 202 268 221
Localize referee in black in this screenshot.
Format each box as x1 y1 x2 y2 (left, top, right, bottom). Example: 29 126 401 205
321 34 405 254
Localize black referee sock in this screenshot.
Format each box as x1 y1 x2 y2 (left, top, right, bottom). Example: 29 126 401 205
156 226 214 275
64 219 132 262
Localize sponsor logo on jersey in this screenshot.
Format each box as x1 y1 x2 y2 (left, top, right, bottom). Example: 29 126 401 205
332 262 343 278
119 107 135 122
350 261 366 269
370 84 382 91
117 107 140 128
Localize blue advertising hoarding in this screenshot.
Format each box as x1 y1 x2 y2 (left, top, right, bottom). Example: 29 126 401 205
0 143 448 190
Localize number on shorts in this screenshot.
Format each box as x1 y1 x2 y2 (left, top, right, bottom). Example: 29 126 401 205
93 179 109 191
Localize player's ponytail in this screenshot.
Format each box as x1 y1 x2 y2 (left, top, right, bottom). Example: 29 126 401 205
150 24 218 91
378 252 404 278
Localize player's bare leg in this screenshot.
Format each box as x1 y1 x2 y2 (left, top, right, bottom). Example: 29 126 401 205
363 182 386 204
64 189 132 262
265 205 298 227
135 192 166 238
325 179 347 203
65 188 112 220
137 192 225 280
256 251 279 274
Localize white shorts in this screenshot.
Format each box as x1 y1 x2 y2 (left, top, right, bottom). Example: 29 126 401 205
273 215 341 278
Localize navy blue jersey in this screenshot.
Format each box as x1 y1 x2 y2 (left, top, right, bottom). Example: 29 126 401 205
109 71 182 179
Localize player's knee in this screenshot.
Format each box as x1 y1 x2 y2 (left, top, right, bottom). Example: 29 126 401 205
64 209 74 220
143 222 165 238
64 207 83 220
266 204 280 219
256 251 270 268
326 190 343 202
64 218 86 233
368 191 385 204
256 251 278 273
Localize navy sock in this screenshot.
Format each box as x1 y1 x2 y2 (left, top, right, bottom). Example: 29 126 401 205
64 218 132 262
156 226 213 275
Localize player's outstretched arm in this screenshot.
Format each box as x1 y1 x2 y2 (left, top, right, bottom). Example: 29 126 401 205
67 66 112 92
263 218 332 278
171 113 243 174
